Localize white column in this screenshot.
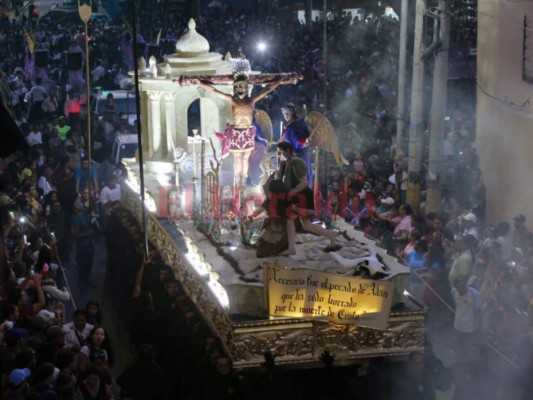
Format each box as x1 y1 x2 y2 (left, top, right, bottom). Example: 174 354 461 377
163 91 177 160
140 91 151 160
147 90 162 157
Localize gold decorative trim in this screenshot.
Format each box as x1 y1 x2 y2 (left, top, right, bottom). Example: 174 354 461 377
121 184 235 354
232 315 424 367
233 328 315 363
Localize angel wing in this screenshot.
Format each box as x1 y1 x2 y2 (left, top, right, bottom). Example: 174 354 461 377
254 109 273 146
307 111 348 165
301 104 308 121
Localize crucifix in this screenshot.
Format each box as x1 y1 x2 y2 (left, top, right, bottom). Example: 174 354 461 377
179 72 300 188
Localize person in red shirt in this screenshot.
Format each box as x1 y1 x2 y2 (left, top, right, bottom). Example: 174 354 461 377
64 93 82 129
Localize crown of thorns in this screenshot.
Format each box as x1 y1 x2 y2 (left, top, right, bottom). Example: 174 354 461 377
233 72 249 83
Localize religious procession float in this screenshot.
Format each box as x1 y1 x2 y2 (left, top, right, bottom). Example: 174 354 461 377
119 19 424 369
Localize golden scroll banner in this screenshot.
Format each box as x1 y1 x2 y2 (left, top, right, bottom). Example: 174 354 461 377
265 263 395 330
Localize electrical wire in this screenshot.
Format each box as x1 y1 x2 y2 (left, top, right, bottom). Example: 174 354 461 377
475 81 511 105
476 81 533 108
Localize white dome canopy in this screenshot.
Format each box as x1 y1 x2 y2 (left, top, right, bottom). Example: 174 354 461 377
175 19 210 57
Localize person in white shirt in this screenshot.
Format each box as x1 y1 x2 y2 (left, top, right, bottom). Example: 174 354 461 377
91 60 106 83
452 278 483 362
27 123 43 146
37 167 55 196
41 262 70 324
496 221 513 260
28 77 48 122
100 176 121 227
41 264 70 304
100 176 121 211
63 309 94 350
461 213 479 240
29 77 47 103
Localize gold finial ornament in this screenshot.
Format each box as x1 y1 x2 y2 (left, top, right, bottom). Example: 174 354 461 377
78 3 91 24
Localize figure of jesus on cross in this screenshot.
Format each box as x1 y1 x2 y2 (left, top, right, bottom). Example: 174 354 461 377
179 72 300 188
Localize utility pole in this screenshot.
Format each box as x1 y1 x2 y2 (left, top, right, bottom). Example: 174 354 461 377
305 0 313 27
323 0 327 109
426 0 450 214
395 0 409 151
406 0 426 215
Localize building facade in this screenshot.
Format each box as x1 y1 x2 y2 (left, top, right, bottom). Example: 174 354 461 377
477 0 533 222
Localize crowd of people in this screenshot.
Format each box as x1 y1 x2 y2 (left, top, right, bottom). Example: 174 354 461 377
0 3 142 400
0 1 531 399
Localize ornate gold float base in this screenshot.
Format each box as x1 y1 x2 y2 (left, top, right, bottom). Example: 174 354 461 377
121 182 425 368
232 311 424 368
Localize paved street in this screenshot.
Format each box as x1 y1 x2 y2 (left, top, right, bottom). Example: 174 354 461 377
62 235 133 380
